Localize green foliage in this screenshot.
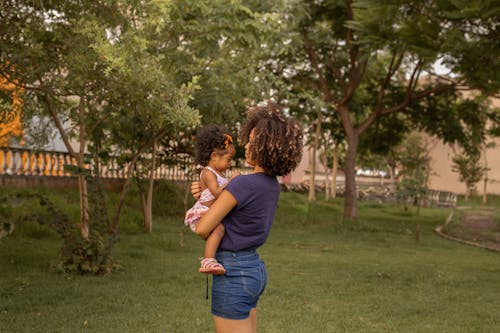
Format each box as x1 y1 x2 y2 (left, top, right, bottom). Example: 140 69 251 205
0 180 117 275
451 152 484 195
1 0 275 236
128 180 189 218
395 133 430 208
0 201 15 238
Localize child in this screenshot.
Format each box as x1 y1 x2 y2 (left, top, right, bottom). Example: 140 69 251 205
184 124 239 275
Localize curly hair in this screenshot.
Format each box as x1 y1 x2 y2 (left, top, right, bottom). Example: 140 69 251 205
194 124 234 166
239 101 303 176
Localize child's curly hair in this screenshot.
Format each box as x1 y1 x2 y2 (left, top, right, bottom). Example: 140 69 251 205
195 124 234 167
239 101 303 176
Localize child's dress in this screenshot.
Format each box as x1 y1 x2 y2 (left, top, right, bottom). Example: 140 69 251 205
184 166 228 232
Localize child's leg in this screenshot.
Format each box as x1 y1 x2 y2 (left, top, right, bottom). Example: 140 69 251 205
199 224 226 275
204 223 225 259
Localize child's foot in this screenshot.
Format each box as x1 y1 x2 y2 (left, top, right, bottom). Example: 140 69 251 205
199 258 226 275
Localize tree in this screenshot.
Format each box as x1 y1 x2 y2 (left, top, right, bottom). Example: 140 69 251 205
0 0 202 272
451 152 484 201
266 0 499 220
1 0 129 240
448 96 497 201
396 133 431 242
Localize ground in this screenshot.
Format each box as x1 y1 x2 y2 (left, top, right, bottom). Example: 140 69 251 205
437 206 500 252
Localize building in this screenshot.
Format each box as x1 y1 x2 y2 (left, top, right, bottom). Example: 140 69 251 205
289 96 500 196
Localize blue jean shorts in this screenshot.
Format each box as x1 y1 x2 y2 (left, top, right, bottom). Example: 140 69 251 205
211 248 267 320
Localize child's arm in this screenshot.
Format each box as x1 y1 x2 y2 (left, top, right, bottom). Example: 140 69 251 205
201 169 228 199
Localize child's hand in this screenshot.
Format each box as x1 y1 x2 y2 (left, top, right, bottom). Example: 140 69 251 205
191 181 201 199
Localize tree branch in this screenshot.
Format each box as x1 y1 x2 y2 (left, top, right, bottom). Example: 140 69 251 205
380 82 456 116
302 31 336 104
340 0 363 105
325 39 345 91
374 51 405 113
41 93 77 158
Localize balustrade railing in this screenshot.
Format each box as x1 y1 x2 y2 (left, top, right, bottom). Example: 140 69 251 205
0 146 195 181
426 189 458 207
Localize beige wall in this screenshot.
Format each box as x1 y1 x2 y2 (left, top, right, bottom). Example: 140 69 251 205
427 96 500 195
285 145 330 184
426 134 500 195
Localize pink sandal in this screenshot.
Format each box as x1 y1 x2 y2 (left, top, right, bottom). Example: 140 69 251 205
199 258 226 275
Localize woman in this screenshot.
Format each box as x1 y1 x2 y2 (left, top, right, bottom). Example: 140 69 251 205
194 101 303 333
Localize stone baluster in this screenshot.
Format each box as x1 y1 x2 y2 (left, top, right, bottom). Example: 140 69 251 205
43 152 50 176
21 150 30 176
123 164 129 179
101 163 108 178
5 149 13 175
29 152 37 175
72 156 78 175
120 162 127 179
54 153 61 176
112 159 118 178
50 153 58 176
13 150 22 175
63 155 71 176
37 152 45 176
0 149 6 175
40 152 47 175
107 162 113 178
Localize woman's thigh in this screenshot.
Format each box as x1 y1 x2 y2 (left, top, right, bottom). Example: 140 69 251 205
213 308 257 333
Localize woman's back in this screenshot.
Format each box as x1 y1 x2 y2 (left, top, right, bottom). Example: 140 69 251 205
220 172 280 251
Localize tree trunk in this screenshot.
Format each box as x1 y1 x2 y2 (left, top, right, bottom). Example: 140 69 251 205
77 101 89 240
331 144 338 199
322 151 330 200
385 158 397 193
343 135 359 220
78 174 90 240
143 142 157 233
308 147 316 201
482 146 488 204
308 110 322 202
111 176 132 234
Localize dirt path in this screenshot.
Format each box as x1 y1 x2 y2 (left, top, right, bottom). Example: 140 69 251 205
435 207 500 252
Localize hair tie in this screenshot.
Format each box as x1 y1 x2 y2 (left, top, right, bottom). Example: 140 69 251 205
223 134 233 149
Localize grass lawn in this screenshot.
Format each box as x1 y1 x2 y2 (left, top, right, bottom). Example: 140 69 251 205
1 187 499 333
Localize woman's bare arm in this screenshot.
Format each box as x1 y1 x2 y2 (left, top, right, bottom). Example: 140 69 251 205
195 190 237 239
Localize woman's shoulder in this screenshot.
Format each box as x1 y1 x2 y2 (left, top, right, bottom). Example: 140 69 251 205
228 173 278 188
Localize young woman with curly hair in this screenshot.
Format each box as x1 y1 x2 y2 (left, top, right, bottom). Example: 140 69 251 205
193 101 303 333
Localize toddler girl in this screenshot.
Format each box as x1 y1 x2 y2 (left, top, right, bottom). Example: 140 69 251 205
184 124 239 275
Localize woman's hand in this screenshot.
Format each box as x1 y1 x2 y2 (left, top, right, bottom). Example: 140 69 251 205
191 181 201 200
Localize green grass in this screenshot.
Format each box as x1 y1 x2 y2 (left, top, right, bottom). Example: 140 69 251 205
1 188 499 333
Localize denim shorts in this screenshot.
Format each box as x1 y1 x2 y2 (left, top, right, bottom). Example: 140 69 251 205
211 248 267 320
